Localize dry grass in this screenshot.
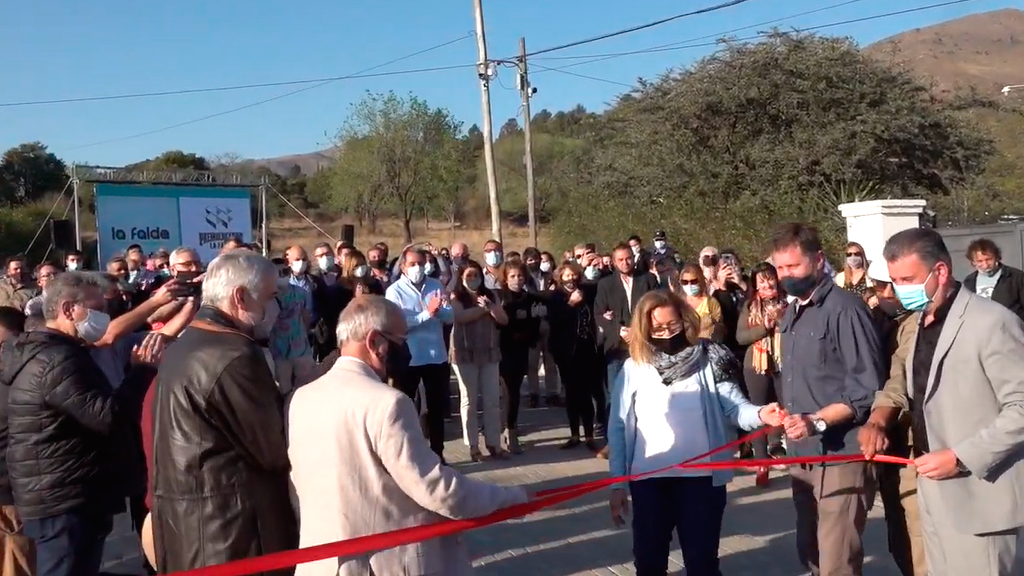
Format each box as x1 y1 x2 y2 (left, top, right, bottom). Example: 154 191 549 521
268 216 554 254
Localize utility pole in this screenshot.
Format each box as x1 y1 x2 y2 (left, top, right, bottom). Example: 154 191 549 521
518 37 538 248
473 0 502 243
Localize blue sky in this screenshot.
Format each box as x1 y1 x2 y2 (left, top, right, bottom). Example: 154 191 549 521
1 0 1017 166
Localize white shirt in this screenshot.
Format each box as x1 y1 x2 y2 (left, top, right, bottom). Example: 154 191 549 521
631 377 712 478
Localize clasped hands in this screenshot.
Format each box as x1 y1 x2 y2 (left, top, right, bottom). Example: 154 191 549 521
755 406 822 440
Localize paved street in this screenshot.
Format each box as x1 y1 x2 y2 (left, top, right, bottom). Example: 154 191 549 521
101 396 902 575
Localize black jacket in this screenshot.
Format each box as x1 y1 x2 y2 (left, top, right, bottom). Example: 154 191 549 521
0 329 118 519
964 265 1024 322
594 271 661 360
151 307 297 574
0 340 13 505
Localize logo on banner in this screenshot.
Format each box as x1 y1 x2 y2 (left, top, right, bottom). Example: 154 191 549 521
109 227 172 241
198 205 244 249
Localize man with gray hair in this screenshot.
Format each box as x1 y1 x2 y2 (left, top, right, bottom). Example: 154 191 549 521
288 295 528 576
1 271 120 576
882 227 1024 575
150 250 297 575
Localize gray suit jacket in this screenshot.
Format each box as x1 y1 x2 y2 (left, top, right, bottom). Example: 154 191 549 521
288 357 528 576
908 287 1024 534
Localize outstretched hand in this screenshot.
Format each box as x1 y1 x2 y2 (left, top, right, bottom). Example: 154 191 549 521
758 403 786 427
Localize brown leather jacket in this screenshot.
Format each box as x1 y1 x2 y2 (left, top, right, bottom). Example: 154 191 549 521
151 307 297 575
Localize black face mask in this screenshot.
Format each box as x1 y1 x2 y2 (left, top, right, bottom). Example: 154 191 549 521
563 282 577 292
106 297 129 319
370 260 386 270
650 331 688 356
876 297 905 319
384 340 412 381
779 274 818 300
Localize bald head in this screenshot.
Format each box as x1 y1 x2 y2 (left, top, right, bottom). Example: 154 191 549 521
285 245 309 275
451 242 469 262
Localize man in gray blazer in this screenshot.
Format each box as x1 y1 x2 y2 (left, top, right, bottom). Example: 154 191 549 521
883 227 1024 576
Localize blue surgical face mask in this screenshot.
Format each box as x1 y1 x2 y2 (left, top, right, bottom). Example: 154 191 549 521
682 284 701 297
893 271 934 312
484 250 503 267
584 266 600 280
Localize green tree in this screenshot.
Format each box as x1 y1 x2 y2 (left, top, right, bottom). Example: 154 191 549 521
553 32 994 258
0 142 69 205
325 91 463 243
128 150 211 171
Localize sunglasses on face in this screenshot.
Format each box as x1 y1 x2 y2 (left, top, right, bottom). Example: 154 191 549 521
846 252 862 257
679 278 700 285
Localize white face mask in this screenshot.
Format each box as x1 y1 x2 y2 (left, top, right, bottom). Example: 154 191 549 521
584 266 600 280
317 256 333 271
682 284 701 297
424 261 436 276
654 240 666 250
405 265 425 284
239 292 267 330
66 261 79 271
631 245 640 255
290 260 308 274
539 261 552 273
76 308 111 344
353 264 369 278
254 298 279 339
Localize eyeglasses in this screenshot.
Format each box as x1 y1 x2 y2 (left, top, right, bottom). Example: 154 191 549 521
846 252 862 257
651 321 683 337
679 278 700 286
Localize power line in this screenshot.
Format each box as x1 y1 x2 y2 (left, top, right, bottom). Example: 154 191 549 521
62 35 475 151
3 34 472 109
515 0 755 59
530 63 636 89
533 0 979 67
533 0 869 64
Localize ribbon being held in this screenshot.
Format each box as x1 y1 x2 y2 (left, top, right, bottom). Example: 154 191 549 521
166 426 911 576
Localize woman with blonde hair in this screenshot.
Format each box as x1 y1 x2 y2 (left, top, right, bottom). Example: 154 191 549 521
607 290 783 575
671 263 725 342
338 249 384 295
833 241 873 296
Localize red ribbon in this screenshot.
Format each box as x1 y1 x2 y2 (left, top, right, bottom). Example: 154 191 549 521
165 428 911 576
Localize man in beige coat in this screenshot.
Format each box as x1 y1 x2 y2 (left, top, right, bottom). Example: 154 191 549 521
288 295 528 576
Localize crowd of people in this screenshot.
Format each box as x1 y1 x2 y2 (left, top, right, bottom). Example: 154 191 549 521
0 223 1021 576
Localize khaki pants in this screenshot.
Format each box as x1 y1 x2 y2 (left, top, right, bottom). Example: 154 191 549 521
274 354 317 395
452 362 501 449
791 462 876 576
878 464 927 576
0 504 34 576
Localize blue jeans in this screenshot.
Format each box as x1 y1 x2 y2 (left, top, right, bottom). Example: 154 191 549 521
22 507 112 576
629 476 727 576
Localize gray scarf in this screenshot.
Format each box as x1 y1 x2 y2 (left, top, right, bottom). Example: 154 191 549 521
651 339 741 386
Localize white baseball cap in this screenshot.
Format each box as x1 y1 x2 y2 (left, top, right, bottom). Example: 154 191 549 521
867 259 890 283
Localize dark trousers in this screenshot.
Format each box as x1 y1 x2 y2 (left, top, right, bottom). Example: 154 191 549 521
742 365 781 457
22 507 113 576
629 476 727 576
557 348 599 438
396 362 451 458
499 362 527 430
791 462 876 576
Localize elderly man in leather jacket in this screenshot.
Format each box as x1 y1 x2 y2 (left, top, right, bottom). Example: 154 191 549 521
150 250 297 575
0 271 121 576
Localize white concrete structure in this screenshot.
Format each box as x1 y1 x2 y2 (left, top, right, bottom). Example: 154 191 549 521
838 199 928 266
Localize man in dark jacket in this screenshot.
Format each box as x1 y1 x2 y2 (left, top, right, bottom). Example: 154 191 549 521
1 272 119 576
962 237 1024 322
151 250 297 575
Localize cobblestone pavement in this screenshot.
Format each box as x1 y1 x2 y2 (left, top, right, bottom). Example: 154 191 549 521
102 395 903 575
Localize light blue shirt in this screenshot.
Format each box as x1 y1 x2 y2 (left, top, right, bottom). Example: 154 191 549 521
608 357 764 489
385 275 453 367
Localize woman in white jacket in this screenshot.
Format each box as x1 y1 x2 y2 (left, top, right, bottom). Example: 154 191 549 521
607 290 784 576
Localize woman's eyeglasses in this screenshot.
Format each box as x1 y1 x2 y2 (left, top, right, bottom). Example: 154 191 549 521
679 278 700 286
846 252 863 257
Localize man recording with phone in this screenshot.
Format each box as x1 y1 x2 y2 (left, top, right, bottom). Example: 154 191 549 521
147 247 204 329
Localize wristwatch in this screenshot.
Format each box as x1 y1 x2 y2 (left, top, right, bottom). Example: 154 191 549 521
810 416 828 435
